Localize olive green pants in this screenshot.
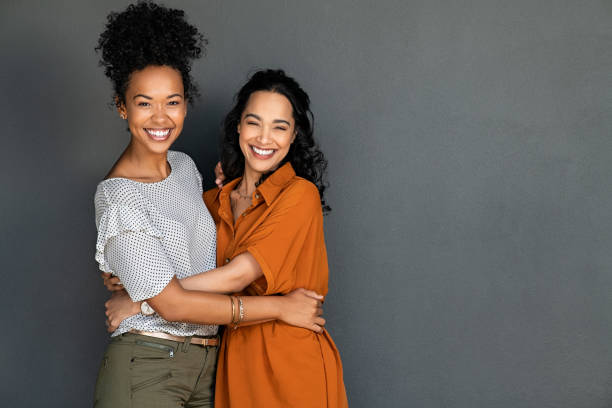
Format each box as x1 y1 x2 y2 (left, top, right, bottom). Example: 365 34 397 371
94 333 218 408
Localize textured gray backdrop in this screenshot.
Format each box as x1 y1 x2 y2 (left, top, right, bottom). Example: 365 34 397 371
2 0 612 407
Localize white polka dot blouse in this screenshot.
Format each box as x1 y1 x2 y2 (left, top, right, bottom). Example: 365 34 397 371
94 150 218 337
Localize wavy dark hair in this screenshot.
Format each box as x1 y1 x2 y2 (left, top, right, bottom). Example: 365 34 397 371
221 69 331 213
95 1 206 106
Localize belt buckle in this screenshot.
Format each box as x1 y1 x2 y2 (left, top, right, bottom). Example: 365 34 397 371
193 336 218 347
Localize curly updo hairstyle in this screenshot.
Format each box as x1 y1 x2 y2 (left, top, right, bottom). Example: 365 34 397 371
96 1 206 106
221 69 331 213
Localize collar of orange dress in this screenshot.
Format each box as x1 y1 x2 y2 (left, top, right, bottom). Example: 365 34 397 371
219 162 296 207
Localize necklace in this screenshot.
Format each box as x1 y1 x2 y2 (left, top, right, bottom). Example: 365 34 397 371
233 189 252 200
233 181 254 200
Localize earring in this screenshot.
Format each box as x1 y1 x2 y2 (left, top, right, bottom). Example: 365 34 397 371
120 113 127 120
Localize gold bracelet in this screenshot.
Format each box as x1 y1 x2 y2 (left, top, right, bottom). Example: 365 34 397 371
230 296 236 326
233 296 244 330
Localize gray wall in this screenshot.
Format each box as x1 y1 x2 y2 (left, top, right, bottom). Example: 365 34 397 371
2 0 612 406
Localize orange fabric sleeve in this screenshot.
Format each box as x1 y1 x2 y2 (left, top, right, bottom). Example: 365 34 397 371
242 182 321 295
203 187 222 224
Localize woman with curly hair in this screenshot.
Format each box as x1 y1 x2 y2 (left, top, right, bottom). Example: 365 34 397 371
107 69 349 407
93 2 324 407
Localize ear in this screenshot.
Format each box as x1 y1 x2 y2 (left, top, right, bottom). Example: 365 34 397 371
290 130 297 144
237 123 241 134
115 96 127 120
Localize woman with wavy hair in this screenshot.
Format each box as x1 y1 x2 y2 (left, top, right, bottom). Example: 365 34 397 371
107 69 348 407
93 2 324 407
211 68 348 407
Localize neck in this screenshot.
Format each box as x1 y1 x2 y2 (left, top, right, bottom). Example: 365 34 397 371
124 141 170 178
238 167 262 195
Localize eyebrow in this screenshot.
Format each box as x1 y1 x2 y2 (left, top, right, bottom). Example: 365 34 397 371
244 113 291 126
133 93 184 100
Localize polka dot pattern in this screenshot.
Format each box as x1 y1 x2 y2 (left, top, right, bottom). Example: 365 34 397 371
94 150 218 337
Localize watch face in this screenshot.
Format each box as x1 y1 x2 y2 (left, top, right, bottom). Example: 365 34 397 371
141 301 155 316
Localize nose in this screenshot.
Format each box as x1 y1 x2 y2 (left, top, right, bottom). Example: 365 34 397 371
257 124 272 144
151 103 170 123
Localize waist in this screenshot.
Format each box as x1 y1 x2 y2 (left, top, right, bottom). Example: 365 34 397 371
225 320 325 338
114 316 218 338
129 329 219 347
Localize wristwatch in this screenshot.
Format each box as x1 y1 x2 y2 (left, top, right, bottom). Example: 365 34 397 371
140 301 155 316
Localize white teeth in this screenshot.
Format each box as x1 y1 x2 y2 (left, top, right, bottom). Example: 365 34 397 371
147 129 170 137
252 146 274 155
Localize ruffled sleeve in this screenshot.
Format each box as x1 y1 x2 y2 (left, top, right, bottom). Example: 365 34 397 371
95 204 163 273
93 182 176 301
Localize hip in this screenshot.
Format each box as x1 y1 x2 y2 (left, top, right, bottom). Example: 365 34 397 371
94 332 218 408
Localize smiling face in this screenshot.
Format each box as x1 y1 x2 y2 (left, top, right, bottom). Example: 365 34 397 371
237 91 296 179
118 65 187 155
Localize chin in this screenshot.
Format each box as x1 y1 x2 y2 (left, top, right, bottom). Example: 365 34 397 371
247 160 278 174
145 141 173 155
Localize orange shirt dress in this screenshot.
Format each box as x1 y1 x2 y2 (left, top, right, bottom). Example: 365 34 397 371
203 163 348 408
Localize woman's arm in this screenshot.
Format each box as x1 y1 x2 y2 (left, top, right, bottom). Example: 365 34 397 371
105 278 324 332
179 253 261 293
102 252 262 294
101 232 323 332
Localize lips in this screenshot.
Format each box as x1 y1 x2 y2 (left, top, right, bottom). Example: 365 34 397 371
145 128 172 141
250 145 276 159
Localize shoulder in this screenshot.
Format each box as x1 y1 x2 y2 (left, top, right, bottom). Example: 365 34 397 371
169 150 203 184
95 179 149 211
287 177 320 197
168 149 192 163
168 150 196 171
203 187 221 208
93 179 160 231
279 177 321 211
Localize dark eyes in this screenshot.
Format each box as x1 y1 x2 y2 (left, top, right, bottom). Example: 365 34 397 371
136 101 181 107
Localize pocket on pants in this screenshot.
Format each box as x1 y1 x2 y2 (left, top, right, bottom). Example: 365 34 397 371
129 339 175 395
133 339 176 360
